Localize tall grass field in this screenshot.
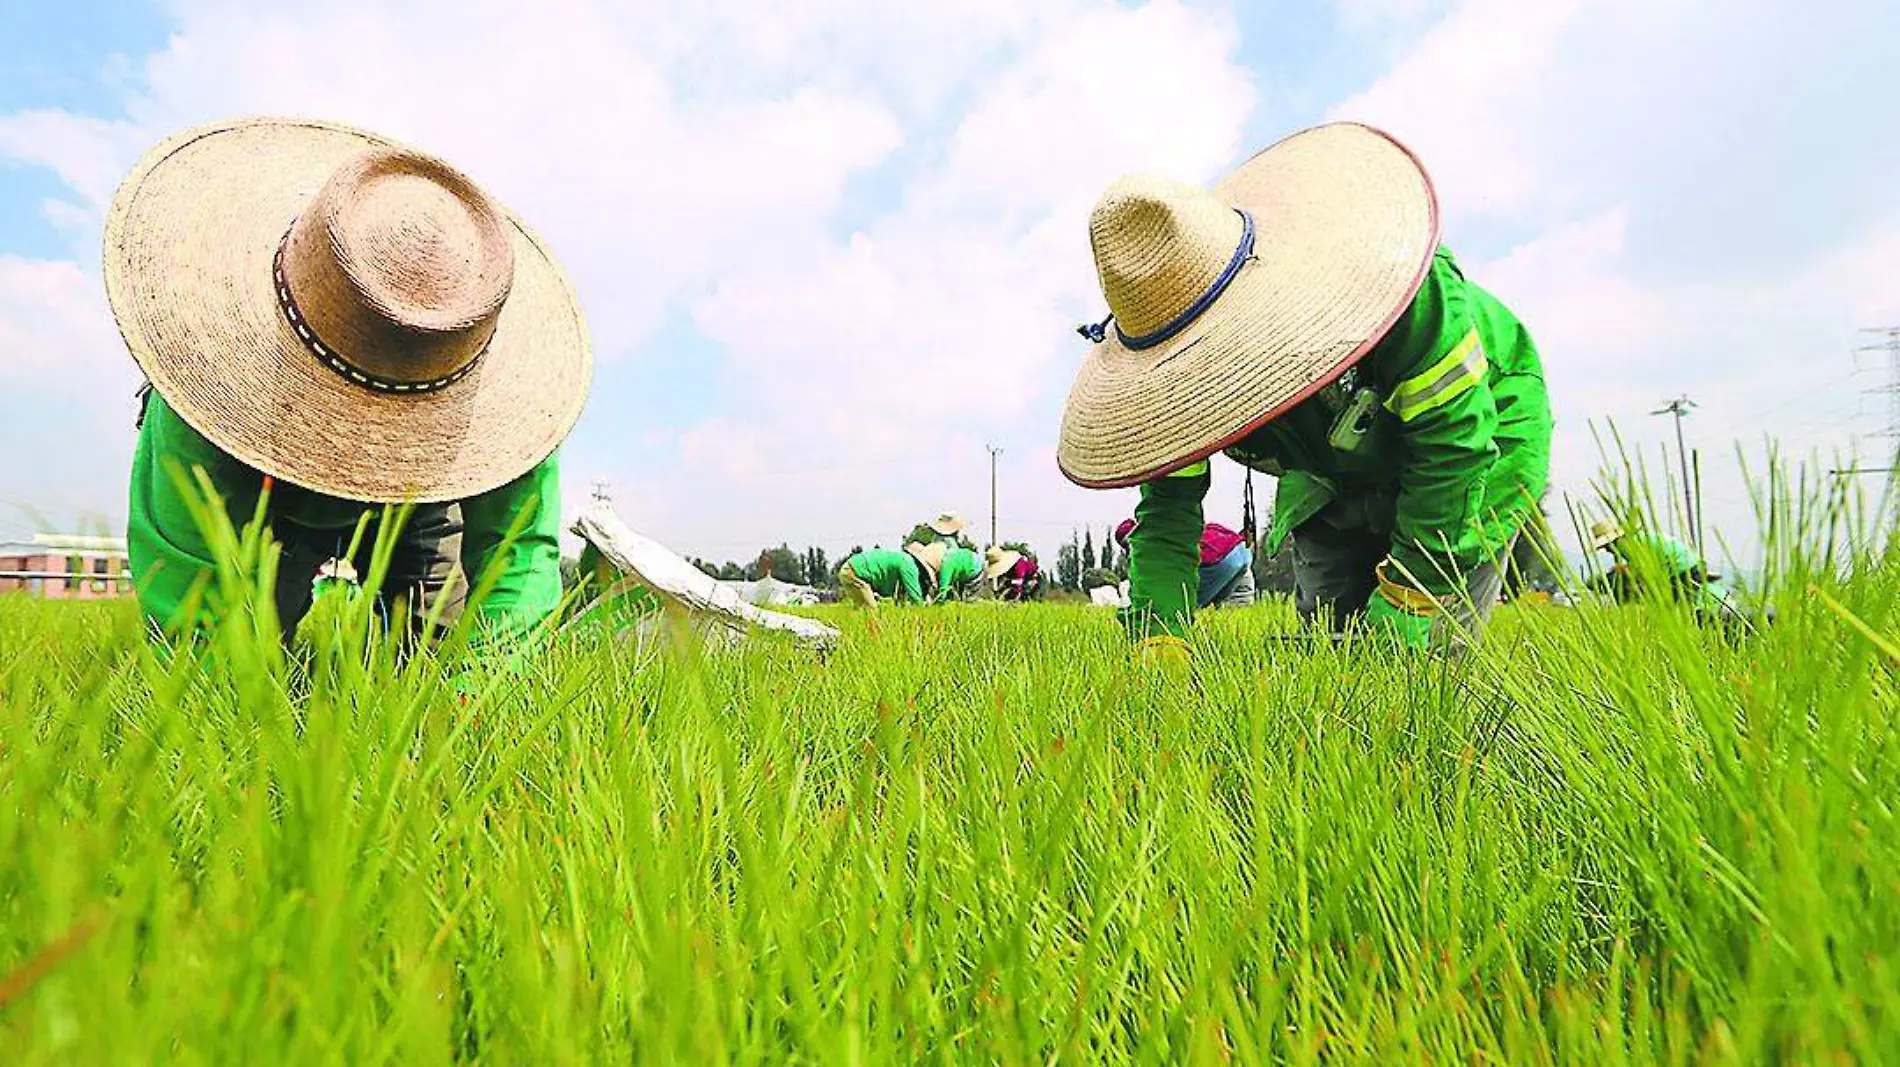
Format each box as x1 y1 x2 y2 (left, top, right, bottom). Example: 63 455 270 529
1 478 1896 1063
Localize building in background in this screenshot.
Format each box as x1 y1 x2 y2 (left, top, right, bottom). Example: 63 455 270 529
0 534 132 599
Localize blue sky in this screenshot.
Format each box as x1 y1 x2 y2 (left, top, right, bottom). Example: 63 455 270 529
2 0 1897 569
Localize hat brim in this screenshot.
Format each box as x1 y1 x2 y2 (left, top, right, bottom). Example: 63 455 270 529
984 549 1022 581
905 541 946 575
104 117 592 503
1057 123 1439 489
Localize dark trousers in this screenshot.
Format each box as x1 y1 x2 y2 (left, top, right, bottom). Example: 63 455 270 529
1291 496 1514 650
271 503 467 641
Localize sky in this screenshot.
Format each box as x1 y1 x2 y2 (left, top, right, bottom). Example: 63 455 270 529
2 0 1897 570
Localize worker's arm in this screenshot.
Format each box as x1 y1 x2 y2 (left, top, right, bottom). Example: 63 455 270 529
1380 259 1510 603
126 393 267 634
1122 461 1209 640
456 453 565 643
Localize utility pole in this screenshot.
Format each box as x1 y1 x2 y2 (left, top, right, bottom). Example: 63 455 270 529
1856 327 1900 520
1650 395 1699 553
985 445 1004 547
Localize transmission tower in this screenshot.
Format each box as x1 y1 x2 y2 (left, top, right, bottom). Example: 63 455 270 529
1850 328 1900 518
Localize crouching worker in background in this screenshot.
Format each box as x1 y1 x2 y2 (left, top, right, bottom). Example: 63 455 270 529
1587 519 1743 628
1114 519 1254 609
107 118 592 644
985 547 1044 601
1055 123 1551 661
838 541 981 607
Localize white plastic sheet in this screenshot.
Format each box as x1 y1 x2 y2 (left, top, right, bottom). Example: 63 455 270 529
571 503 839 651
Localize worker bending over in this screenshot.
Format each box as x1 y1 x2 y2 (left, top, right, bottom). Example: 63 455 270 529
1056 123 1552 660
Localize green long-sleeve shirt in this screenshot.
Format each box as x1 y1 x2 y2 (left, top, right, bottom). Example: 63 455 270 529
934 547 982 602
128 392 564 639
845 549 927 603
1125 247 1553 637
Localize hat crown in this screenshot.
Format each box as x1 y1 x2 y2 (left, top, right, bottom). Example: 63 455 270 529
1089 175 1247 340
282 148 514 389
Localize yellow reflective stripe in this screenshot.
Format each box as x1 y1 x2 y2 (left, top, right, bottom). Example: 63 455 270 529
1385 329 1487 422
1166 460 1210 479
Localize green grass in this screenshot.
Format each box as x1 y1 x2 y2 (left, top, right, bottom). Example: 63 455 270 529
1 513 1897 1061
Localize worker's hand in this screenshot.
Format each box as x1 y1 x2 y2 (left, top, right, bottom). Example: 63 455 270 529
1368 560 1439 651
1364 597 1433 650
1134 634 1192 672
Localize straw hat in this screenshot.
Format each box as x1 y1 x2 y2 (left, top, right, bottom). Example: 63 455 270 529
1057 122 1439 488
1588 519 1626 551
104 117 592 503
983 545 1022 581
905 540 947 576
928 512 968 537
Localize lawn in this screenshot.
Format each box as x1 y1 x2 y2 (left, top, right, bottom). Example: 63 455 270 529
0 535 1896 1062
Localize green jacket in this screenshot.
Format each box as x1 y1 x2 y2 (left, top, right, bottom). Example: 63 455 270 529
935 546 982 602
1125 247 1553 637
129 392 565 639
845 549 927 603
1602 532 1735 615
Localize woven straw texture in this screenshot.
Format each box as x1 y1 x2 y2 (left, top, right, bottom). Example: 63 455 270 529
905 540 947 577
104 117 592 504
984 546 1023 581
1057 122 1438 489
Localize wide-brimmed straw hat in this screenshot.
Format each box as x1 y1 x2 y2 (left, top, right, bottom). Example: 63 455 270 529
1588 519 1626 551
905 540 947 577
928 512 968 537
983 545 1022 581
104 117 592 503
1057 122 1439 488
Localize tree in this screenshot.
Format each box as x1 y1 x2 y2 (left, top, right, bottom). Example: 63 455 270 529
1082 530 1096 572
1100 527 1118 576
688 557 720 579
1056 542 1082 591
804 546 830 588
750 544 804 584
905 524 977 552
717 561 744 581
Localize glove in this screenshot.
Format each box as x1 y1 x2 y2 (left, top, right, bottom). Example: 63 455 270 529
1367 559 1439 651
1364 596 1433 650
1134 634 1191 671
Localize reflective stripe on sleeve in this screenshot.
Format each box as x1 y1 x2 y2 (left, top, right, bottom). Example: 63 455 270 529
1384 329 1487 423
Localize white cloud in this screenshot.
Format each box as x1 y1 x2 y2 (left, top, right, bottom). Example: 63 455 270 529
0 0 1256 560
663 0 1258 553
0 256 141 537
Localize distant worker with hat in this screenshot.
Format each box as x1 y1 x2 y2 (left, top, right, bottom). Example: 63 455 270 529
1057 123 1552 658
838 540 984 608
985 546 1044 601
906 511 972 548
837 542 942 608
1114 518 1255 609
1587 518 1739 624
108 118 592 641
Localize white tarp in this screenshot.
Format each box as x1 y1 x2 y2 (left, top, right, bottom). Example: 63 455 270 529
718 575 821 606
571 503 839 651
1088 581 1130 608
